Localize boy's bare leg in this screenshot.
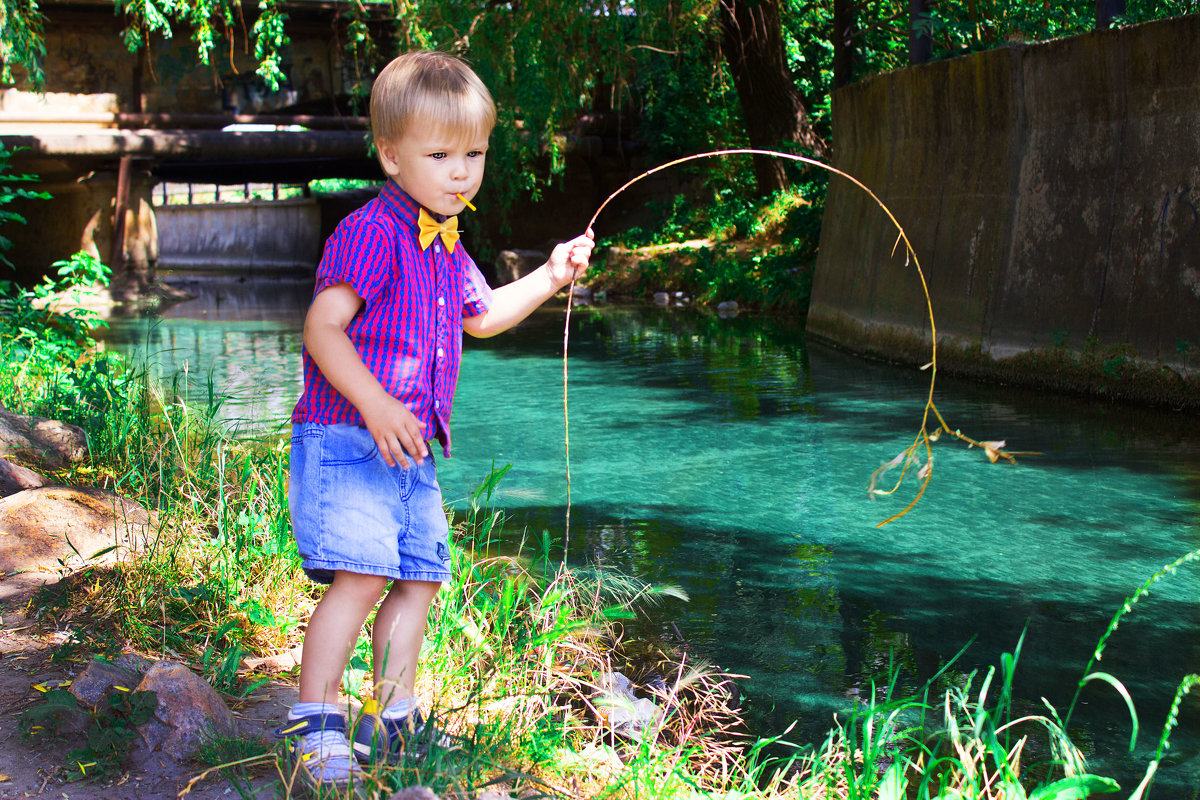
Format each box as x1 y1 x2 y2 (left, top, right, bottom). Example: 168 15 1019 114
300 570 390 705
372 579 441 706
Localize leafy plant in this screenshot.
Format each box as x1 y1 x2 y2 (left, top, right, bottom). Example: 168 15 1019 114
20 686 158 782
0 144 50 267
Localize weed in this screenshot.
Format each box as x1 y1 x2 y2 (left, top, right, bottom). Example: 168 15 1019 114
20 686 158 782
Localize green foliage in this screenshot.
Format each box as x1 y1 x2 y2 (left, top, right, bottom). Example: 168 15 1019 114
0 144 50 267
594 176 824 311
20 686 159 782
0 250 117 426
0 0 46 84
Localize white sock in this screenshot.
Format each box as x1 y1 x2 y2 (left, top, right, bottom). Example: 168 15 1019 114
381 697 418 720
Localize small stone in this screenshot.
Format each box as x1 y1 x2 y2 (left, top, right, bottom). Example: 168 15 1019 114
241 652 297 673
132 661 236 761
0 457 46 497
653 292 670 306
389 787 441 800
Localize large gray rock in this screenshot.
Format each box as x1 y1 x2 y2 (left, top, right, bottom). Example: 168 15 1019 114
494 250 546 285
0 487 152 599
133 661 236 761
0 409 88 470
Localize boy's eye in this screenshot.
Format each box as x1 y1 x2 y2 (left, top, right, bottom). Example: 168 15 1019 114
430 152 446 160
468 150 484 158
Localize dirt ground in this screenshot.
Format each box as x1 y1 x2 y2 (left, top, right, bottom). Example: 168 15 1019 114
0 598 295 800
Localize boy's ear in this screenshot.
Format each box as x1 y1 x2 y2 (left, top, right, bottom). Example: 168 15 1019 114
376 140 400 177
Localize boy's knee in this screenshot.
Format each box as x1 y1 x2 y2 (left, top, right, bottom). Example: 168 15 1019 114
330 571 390 600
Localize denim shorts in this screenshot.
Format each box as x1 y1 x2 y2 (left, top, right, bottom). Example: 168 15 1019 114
288 422 452 584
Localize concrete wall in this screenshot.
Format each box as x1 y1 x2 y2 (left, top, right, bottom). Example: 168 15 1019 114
156 198 321 272
809 14 1200 406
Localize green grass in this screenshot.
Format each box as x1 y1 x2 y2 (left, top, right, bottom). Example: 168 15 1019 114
7 258 1198 800
589 181 825 314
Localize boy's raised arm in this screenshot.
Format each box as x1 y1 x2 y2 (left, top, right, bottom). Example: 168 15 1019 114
303 282 429 467
463 230 595 338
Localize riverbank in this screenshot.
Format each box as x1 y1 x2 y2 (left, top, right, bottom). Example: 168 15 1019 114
1 263 1183 800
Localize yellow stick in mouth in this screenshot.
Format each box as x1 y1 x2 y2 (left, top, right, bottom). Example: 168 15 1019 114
456 193 476 211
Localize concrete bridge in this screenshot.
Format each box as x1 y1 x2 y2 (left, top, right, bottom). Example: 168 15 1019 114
0 0 385 280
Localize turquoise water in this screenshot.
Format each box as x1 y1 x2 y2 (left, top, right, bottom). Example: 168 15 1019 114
103 282 1200 795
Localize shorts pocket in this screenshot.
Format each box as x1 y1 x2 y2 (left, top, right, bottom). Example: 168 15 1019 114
319 424 379 467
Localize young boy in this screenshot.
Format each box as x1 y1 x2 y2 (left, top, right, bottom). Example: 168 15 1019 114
279 50 594 784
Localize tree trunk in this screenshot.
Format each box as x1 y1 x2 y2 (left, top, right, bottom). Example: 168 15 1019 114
717 0 828 194
832 0 856 89
909 0 932 64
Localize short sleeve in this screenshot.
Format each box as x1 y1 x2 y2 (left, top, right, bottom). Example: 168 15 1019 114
462 259 493 318
314 215 394 306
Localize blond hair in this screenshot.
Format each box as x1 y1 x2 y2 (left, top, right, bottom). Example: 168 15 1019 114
370 51 496 148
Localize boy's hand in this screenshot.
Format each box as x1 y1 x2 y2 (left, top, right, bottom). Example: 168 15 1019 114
545 229 596 289
360 393 429 468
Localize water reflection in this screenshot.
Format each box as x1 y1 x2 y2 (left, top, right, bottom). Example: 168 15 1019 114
102 288 1200 795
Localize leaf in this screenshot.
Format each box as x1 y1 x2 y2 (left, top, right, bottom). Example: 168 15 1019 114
1079 671 1139 750
1029 775 1121 800
980 440 1007 463
878 761 908 800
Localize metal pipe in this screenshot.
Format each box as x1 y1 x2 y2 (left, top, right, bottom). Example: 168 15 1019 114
0 112 368 130
110 154 132 269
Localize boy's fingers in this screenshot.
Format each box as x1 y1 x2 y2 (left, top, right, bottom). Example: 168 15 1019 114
375 435 398 467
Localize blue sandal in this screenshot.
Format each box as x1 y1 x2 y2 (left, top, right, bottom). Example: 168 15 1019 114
276 712 365 786
351 700 459 764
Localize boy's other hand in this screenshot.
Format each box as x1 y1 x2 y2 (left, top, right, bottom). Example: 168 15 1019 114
546 228 596 289
361 394 429 468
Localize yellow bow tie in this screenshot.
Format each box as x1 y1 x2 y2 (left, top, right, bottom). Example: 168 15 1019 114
417 208 459 253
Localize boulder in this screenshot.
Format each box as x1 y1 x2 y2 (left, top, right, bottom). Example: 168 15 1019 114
0 487 152 599
0 409 88 470
132 661 236 761
494 250 546 285
0 456 46 497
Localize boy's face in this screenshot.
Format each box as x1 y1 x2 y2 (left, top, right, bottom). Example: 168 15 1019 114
378 123 488 217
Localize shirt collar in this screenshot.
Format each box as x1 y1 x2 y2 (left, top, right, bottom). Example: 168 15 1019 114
378 179 422 230
378 179 456 229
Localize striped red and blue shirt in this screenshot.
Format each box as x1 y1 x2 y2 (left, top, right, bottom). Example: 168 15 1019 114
291 180 493 456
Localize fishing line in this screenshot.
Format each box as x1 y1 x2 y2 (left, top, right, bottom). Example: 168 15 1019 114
558 148 1019 552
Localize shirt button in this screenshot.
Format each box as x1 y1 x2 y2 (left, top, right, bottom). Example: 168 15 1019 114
437 347 445 358
434 400 441 409
434 244 441 254
437 297 446 306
